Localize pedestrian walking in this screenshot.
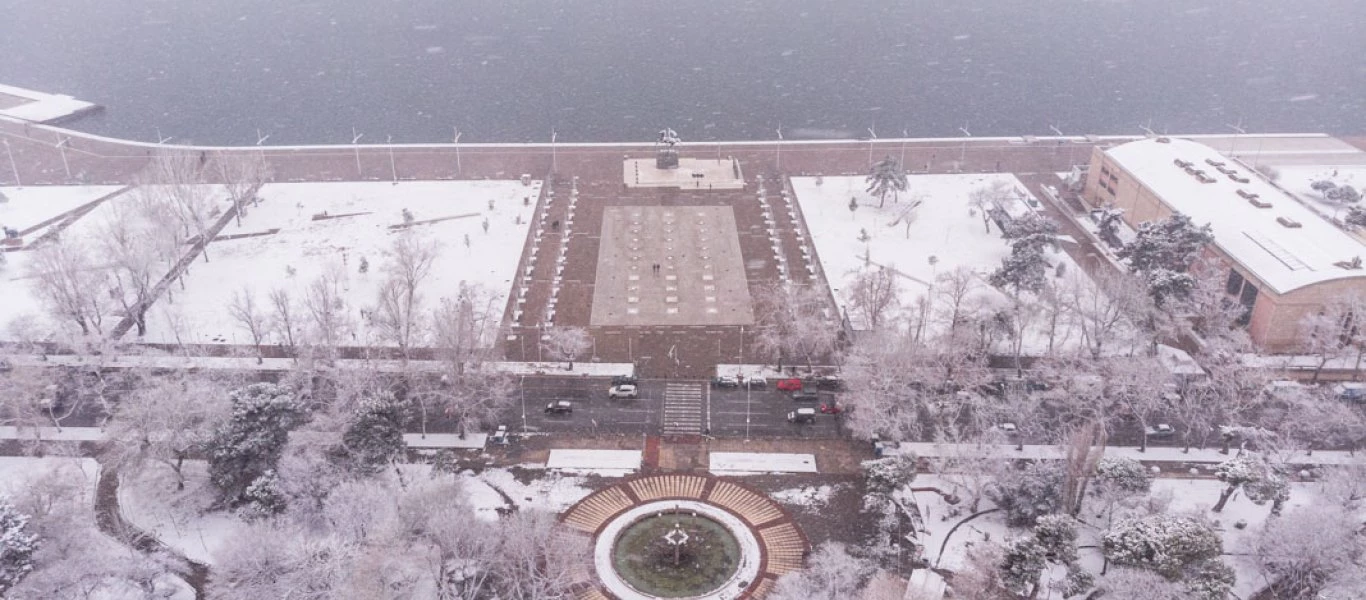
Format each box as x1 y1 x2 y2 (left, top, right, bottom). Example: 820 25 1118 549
552 219 560 231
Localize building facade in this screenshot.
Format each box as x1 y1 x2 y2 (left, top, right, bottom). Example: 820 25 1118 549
1082 137 1366 352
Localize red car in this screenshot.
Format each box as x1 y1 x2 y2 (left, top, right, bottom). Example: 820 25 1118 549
776 378 803 392
820 402 844 415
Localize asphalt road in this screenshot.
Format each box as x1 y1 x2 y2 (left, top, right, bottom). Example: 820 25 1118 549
509 376 845 438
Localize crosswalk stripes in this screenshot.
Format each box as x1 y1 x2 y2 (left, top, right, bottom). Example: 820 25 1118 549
661 382 704 435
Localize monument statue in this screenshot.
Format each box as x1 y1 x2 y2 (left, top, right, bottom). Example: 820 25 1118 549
656 128 680 169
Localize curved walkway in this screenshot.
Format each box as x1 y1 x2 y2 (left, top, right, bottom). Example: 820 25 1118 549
560 473 809 600
94 463 209 598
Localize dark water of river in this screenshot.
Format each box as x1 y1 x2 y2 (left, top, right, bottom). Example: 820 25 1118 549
3 0 1363 145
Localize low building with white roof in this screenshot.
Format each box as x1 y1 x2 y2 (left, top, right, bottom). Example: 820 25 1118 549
1083 136 1366 351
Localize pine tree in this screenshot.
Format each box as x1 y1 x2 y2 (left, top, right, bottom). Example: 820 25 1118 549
336 395 410 475
991 213 1059 294
987 461 1066 526
0 497 38 594
1117 212 1213 306
206 383 306 509
1103 514 1224 582
1213 454 1289 514
865 156 908 208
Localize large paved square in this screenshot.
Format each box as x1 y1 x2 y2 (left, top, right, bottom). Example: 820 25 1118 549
590 206 754 326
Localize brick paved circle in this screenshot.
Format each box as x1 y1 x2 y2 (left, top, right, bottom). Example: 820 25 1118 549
560 473 809 600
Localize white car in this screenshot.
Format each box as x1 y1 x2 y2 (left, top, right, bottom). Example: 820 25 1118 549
1146 423 1176 438
608 384 639 399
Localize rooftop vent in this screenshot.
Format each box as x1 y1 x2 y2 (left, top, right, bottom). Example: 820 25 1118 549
1205 158 1227 167
1195 171 1218 184
1237 189 1259 200
1335 256 1363 270
1174 159 1193 168
1277 216 1302 228
1229 174 1250 184
1156 137 1172 143
1248 197 1273 208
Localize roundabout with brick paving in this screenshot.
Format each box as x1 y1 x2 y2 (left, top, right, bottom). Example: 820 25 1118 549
561 474 809 600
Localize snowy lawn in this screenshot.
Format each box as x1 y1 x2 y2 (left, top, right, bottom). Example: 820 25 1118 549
458 467 595 522
769 484 840 509
0 184 122 238
791 175 1092 353
141 180 540 345
117 461 248 566
709 452 818 474
545 449 641 476
1276 165 1366 216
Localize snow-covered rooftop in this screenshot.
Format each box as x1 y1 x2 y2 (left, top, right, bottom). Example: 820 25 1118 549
1106 137 1366 294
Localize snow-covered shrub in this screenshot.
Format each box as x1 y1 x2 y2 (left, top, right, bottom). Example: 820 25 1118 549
0 497 39 593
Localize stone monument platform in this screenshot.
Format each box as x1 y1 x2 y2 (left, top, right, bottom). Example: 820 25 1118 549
624 157 745 190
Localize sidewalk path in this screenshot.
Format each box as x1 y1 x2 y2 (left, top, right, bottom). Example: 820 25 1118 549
888 441 1363 466
0 352 632 377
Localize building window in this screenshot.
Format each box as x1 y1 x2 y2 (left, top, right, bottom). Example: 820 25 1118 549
1225 270 1245 296
1239 281 1258 309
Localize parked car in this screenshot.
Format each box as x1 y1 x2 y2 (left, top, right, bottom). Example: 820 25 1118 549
819 402 843 415
1333 382 1366 403
811 375 843 391
1145 423 1176 438
0 359 12 372
612 375 638 387
790 391 821 402
491 425 510 445
544 401 573 415
743 375 767 388
787 407 816 424
608 384 639 399
711 376 739 388
776 378 803 392
997 422 1019 434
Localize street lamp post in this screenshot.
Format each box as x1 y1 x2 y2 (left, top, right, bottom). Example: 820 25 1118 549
3 139 20 186
775 125 783 171
867 126 877 164
1227 121 1247 160
452 127 463 175
958 124 972 172
351 128 364 178
551 129 558 174
387 135 398 182
520 375 528 432
899 129 908 170
55 136 71 181
1049 124 1075 167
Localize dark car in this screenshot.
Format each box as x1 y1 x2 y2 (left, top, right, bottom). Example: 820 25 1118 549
544 401 573 415
711 376 740 388
791 391 821 402
811 375 844 391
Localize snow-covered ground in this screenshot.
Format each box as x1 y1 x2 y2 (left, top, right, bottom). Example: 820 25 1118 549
118 461 247 566
458 467 595 522
769 484 839 509
0 184 121 237
907 469 1359 599
1277 165 1366 210
790 175 1095 354
142 180 540 345
545 449 641 476
709 452 818 474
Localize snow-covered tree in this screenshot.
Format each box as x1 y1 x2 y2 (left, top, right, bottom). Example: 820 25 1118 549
1212 453 1289 514
206 383 306 510
866 155 908 208
333 393 409 475
1116 213 1213 306
1102 514 1229 599
302 262 352 359
1311 179 1338 201
431 282 503 377
373 233 441 362
997 515 1086 600
770 542 873 600
212 150 272 226
1092 568 1189 600
1089 457 1153 528
991 213 1059 296
105 371 234 490
844 265 900 330
752 283 838 372
26 239 112 337
0 496 38 594
1328 184 1362 205
864 453 918 496
228 286 271 363
541 325 591 369
139 150 220 263
987 461 1066 527
1253 505 1365 598
1066 269 1141 360
968 180 1013 233
1346 205 1366 228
